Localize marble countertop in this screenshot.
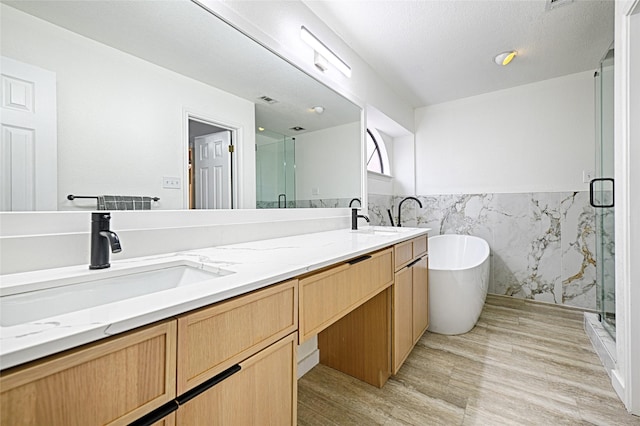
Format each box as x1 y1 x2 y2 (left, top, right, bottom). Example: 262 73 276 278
0 226 429 370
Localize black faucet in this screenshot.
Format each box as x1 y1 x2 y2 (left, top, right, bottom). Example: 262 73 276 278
90 212 122 269
348 198 361 208
351 208 370 230
387 209 396 227
397 197 423 227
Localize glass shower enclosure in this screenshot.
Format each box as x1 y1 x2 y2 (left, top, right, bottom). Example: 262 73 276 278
592 48 616 339
255 130 296 208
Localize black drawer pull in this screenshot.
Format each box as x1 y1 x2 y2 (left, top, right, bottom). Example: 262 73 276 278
128 400 179 426
406 255 427 269
406 258 421 269
348 255 372 265
176 364 241 405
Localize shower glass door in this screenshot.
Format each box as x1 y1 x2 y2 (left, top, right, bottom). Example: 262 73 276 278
593 49 615 339
255 130 296 208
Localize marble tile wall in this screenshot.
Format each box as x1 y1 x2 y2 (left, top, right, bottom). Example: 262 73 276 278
257 198 357 209
368 191 596 310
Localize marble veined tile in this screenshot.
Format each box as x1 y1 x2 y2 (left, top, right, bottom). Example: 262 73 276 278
368 191 597 310
560 192 596 309
490 192 564 304
367 194 393 226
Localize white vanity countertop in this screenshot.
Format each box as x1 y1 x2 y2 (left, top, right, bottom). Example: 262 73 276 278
0 226 430 370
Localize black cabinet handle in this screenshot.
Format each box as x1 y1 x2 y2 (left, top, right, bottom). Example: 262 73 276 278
590 178 614 208
176 364 241 405
128 400 179 426
348 255 372 265
129 363 241 425
406 258 421 269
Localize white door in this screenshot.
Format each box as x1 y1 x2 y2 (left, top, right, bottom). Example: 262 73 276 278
1 56 57 211
194 130 231 209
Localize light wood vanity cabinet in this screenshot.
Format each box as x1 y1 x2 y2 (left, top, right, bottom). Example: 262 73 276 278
0 281 298 426
301 248 394 388
392 235 429 374
0 320 177 426
299 248 393 343
0 235 429 425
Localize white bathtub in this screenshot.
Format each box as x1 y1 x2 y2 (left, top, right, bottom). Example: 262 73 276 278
428 234 490 335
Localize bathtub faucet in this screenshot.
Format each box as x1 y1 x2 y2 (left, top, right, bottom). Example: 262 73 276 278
397 196 423 227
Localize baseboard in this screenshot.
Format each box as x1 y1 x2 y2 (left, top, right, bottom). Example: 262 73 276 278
611 368 626 404
584 312 616 377
297 348 319 379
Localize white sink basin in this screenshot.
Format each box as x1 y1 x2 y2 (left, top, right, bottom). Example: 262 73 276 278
0 261 233 327
353 226 410 236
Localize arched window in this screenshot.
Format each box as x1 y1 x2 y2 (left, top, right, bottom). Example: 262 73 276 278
366 128 389 175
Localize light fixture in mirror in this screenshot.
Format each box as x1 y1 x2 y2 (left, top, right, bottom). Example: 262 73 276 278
0 0 362 211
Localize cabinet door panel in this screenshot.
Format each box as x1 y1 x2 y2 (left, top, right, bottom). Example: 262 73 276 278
0 321 176 426
393 267 413 374
412 256 429 343
177 333 297 426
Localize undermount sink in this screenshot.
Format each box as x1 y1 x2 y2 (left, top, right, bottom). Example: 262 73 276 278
0 260 234 327
353 226 410 235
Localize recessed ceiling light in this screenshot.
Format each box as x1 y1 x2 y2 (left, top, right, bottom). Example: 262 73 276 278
494 51 517 66
311 106 325 114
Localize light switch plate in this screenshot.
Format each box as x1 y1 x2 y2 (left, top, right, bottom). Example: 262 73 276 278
163 177 181 189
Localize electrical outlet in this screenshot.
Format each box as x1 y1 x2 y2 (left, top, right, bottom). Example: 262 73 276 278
163 177 181 189
583 170 594 183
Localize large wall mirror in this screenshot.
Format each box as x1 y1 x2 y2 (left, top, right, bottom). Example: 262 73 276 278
0 0 363 211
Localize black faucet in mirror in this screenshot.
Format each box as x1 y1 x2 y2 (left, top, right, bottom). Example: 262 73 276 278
397 197 423 227
351 208 370 230
90 212 122 269
348 198 362 208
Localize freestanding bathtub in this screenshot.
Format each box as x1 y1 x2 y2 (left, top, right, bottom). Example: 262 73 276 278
428 234 490 335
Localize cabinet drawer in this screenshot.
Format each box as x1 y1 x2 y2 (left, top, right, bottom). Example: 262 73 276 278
0 320 177 426
176 333 297 426
394 236 428 271
413 235 428 257
177 280 297 393
299 248 393 342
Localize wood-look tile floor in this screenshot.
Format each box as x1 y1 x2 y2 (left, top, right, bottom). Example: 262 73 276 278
297 295 640 425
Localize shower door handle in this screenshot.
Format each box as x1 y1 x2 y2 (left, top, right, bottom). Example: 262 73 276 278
278 193 287 208
589 178 614 208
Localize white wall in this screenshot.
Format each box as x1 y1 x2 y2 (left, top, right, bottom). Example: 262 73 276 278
1 5 256 210
415 71 595 194
295 122 361 200
392 134 416 196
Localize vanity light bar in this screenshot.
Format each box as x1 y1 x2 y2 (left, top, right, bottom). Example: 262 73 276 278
300 26 352 78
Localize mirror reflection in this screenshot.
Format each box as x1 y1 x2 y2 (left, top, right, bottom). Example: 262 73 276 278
0 0 362 211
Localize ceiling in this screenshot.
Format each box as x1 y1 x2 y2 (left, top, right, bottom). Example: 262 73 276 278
303 0 615 107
